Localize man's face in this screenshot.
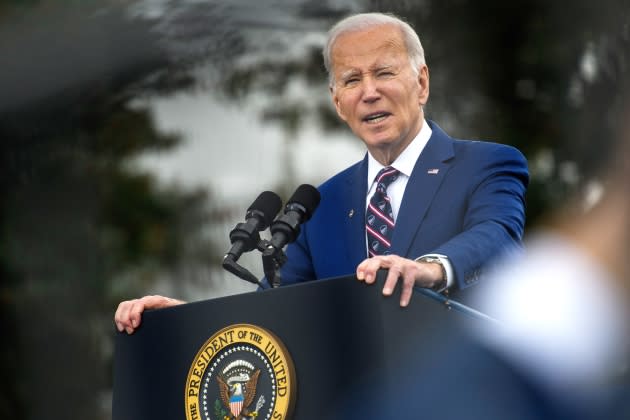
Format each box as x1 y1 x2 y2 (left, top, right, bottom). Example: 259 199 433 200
330 24 429 164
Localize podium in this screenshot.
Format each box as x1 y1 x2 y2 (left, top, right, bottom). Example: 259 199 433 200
112 272 490 419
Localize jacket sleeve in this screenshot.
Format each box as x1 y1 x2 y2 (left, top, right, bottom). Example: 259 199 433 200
434 144 529 290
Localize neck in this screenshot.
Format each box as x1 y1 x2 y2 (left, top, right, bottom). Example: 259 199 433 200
370 117 423 166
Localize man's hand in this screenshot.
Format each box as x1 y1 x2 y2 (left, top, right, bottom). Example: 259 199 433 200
356 255 444 307
114 295 185 334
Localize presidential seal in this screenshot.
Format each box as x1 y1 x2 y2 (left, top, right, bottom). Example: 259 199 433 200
185 324 296 420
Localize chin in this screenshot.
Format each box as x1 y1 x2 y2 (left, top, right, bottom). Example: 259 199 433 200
363 135 398 149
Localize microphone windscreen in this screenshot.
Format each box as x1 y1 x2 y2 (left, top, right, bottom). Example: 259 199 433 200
247 191 282 227
288 184 321 218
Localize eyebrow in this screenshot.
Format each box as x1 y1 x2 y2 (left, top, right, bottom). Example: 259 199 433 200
339 69 361 81
339 64 396 81
374 64 394 72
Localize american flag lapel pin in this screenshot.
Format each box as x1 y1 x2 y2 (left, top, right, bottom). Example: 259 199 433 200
427 168 439 174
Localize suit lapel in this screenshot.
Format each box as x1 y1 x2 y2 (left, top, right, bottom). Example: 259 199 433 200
341 155 369 267
390 123 455 257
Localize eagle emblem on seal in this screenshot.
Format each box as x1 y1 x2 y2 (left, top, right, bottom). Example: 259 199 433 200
217 362 261 419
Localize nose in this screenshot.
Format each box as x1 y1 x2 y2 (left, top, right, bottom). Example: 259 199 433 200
361 76 380 103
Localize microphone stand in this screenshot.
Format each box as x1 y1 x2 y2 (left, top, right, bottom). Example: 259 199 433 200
222 254 264 288
222 238 287 289
222 228 268 288
261 241 287 288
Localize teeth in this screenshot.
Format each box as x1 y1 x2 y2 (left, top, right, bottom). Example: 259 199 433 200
365 113 388 123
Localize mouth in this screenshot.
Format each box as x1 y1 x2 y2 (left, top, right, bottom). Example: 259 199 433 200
362 112 391 124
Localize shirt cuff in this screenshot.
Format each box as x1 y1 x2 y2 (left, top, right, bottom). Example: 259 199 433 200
416 253 454 290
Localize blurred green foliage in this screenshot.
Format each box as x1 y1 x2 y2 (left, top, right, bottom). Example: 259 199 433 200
0 5 224 417
0 97 224 419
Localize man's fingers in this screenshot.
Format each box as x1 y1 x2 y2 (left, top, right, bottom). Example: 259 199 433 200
114 295 185 335
114 300 133 332
114 303 125 332
356 260 367 281
382 263 401 296
114 299 143 335
122 300 139 334
399 274 416 307
364 258 382 283
357 256 389 284
357 256 420 306
129 300 145 329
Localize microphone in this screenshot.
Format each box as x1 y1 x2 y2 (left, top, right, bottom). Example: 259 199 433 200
224 191 282 262
268 184 321 251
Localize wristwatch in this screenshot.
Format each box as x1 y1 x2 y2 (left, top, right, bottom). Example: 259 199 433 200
417 256 447 292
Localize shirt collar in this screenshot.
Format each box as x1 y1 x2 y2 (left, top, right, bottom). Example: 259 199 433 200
367 119 432 187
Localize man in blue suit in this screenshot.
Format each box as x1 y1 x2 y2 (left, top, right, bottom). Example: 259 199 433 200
114 12 528 333
278 13 528 307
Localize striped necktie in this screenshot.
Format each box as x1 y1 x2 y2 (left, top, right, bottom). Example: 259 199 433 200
366 166 399 256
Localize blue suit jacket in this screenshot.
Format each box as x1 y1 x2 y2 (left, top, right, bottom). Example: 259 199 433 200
280 121 528 290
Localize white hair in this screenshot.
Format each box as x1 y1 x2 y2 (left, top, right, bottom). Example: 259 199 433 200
322 12 426 87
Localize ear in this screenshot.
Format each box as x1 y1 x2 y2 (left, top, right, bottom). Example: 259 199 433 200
330 86 348 122
417 65 430 106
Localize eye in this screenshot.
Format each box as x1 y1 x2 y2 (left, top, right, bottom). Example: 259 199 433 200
343 77 360 86
377 70 394 78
